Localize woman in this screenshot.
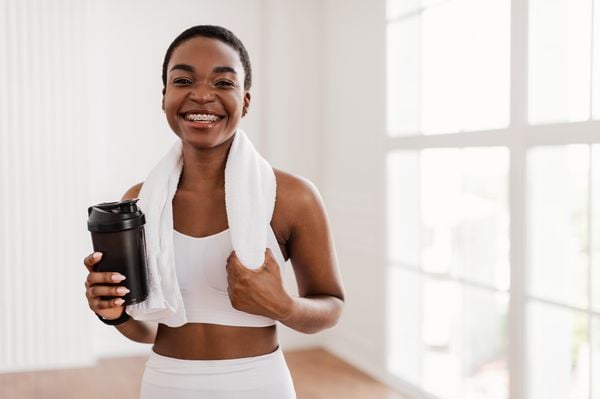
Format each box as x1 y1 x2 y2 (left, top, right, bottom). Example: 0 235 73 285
83 25 344 398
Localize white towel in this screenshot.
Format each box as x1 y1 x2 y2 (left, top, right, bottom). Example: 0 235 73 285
126 129 276 327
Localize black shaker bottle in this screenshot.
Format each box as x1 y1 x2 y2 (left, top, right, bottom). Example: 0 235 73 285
87 199 149 305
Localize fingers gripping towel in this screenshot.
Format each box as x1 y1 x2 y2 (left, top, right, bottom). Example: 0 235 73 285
126 129 277 327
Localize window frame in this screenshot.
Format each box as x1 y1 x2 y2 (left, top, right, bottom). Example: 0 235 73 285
385 0 600 398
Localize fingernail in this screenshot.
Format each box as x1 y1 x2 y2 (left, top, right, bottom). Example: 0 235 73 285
117 287 130 295
92 252 102 260
114 298 125 306
111 273 126 282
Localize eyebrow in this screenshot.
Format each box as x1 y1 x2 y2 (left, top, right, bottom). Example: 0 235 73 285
169 64 238 75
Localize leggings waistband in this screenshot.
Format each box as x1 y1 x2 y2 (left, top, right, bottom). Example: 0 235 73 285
141 345 297 397
145 346 283 375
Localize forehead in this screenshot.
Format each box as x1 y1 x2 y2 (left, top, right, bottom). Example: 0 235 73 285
168 37 244 73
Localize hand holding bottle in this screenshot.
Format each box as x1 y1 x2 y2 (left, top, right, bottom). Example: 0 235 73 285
83 252 129 321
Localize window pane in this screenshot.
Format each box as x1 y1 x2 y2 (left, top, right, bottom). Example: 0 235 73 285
527 145 590 308
421 147 509 290
421 148 462 274
386 0 510 136
529 0 593 124
420 0 509 134
422 279 462 397
527 301 589 399
387 19 421 136
387 267 421 385
387 151 420 266
462 287 509 399
422 279 508 398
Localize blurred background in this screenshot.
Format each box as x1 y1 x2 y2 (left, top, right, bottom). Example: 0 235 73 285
1 0 600 398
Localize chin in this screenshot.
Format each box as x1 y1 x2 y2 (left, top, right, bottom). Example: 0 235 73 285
179 130 236 150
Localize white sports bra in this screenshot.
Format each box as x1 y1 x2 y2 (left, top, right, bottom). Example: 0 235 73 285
173 227 287 327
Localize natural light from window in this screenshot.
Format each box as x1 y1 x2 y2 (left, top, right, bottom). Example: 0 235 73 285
387 147 509 399
386 0 510 136
528 0 594 124
386 0 600 398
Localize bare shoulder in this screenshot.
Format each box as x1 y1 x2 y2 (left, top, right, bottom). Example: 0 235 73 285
272 169 326 239
273 169 324 216
121 182 144 201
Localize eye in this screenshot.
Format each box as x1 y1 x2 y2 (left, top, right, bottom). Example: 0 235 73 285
215 80 235 88
173 77 193 85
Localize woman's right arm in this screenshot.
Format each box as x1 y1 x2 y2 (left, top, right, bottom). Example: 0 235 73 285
82 182 158 344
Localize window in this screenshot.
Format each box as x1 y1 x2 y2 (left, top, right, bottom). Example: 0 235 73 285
386 0 600 398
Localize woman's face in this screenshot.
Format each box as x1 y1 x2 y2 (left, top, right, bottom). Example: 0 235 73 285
163 37 250 149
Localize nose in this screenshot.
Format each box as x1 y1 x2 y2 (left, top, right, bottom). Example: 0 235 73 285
189 83 215 102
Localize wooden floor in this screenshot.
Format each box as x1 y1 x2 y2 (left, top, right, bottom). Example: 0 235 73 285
0 349 408 399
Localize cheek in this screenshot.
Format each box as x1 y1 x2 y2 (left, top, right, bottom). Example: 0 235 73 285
163 95 181 120
163 94 177 113
226 96 245 115
163 98 182 134
164 103 176 121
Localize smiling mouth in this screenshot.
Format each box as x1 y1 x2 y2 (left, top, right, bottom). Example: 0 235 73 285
183 113 223 122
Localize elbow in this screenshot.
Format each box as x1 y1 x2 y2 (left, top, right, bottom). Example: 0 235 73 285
306 296 345 335
329 296 344 328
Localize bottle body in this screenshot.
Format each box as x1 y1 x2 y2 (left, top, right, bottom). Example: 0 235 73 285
87 199 149 305
90 226 148 305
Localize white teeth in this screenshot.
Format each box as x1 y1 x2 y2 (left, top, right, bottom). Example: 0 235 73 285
185 113 220 122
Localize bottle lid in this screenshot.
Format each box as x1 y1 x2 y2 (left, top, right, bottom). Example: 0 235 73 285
87 199 146 232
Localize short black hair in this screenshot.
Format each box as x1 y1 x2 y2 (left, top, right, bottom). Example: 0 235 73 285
161 25 252 93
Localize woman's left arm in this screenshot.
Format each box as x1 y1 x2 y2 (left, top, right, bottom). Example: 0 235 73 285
226 176 345 334
276 177 345 334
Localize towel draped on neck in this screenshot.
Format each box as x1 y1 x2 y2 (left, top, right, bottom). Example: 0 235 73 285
126 129 276 327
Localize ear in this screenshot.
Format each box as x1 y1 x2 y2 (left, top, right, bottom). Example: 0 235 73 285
242 91 251 117
161 94 165 112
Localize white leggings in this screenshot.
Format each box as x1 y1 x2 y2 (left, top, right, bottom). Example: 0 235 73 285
139 346 297 399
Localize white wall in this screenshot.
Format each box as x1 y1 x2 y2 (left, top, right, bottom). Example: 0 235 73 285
260 0 322 181
259 0 325 350
0 0 95 372
319 0 391 385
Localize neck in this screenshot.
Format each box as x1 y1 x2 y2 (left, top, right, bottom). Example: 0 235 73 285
178 136 234 192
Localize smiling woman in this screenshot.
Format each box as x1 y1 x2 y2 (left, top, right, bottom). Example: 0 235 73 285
82 25 344 399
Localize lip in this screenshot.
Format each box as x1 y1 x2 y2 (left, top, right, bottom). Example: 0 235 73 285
182 117 223 130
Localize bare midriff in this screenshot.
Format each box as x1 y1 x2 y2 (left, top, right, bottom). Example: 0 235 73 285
152 323 278 360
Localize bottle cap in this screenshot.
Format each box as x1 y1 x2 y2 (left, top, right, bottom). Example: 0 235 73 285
87 199 146 232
